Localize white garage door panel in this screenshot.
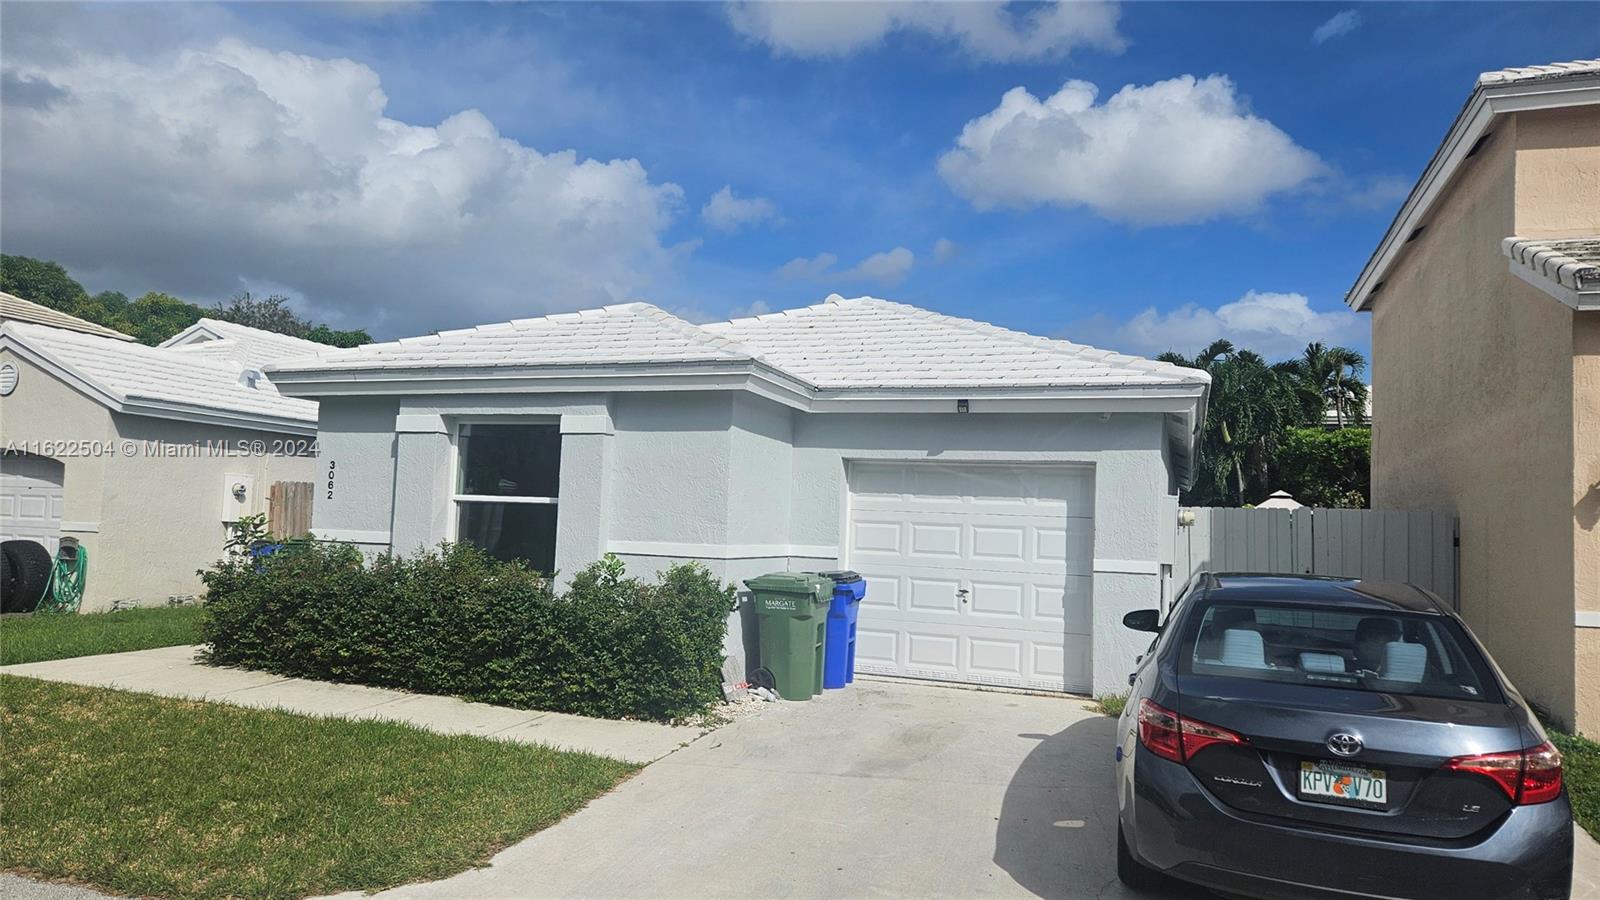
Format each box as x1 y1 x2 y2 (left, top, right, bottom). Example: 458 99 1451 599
847 462 1094 693
0 454 65 554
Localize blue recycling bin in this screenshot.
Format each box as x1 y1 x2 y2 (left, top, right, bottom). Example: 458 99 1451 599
816 571 865 689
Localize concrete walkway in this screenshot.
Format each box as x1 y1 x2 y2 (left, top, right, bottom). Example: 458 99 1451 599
0 645 700 764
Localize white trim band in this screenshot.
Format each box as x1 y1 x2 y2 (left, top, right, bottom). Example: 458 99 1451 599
1093 558 1162 576
559 413 614 435
1576 611 1600 629
395 413 448 434
60 521 100 533
609 540 838 561
314 528 393 545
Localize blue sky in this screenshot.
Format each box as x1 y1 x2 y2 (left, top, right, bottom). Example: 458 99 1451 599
3 2 1597 363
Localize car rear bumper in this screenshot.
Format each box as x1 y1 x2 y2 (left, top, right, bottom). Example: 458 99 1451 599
1124 746 1574 900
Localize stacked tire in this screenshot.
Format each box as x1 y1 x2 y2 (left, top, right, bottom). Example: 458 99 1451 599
1 540 52 613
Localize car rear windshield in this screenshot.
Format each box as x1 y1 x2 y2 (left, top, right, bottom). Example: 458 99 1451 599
1176 602 1501 702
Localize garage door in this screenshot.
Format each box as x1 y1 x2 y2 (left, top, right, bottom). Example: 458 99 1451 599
1 454 65 554
846 462 1093 693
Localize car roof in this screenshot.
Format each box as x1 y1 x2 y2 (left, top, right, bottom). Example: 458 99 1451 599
1192 572 1448 614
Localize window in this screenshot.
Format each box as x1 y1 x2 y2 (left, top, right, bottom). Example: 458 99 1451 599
453 423 561 573
1177 602 1499 703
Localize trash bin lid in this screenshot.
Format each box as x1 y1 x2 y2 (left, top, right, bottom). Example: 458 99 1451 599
744 572 831 596
814 570 862 585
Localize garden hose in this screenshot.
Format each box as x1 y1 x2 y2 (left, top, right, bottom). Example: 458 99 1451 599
38 543 87 614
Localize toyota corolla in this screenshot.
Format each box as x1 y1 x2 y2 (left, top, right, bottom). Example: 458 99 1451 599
1115 573 1572 900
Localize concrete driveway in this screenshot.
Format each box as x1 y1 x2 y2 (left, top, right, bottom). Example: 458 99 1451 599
356 678 1175 899
348 677 1600 900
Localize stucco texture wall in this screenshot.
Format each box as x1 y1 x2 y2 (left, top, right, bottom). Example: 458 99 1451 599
0 349 316 611
1371 108 1600 730
1573 312 1600 730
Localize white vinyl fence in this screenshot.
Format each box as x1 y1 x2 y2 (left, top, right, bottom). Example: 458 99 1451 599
1173 508 1458 606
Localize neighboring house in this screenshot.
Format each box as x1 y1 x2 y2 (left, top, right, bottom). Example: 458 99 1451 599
1345 59 1600 733
266 295 1210 696
0 294 323 610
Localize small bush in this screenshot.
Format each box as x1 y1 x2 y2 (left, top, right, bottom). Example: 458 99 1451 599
200 545 735 722
1093 692 1129 718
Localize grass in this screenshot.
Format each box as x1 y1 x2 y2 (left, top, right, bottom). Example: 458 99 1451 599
0 676 637 899
1551 728 1600 840
0 606 205 665
1092 692 1129 718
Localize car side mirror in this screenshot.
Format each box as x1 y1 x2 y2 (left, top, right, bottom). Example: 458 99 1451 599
1122 609 1161 633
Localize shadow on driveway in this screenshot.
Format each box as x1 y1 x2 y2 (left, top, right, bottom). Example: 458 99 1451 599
995 713 1209 899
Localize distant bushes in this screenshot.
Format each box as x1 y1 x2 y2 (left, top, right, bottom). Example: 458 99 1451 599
200 544 734 722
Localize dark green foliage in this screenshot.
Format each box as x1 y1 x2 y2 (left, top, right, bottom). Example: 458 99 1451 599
1550 729 1600 840
1159 340 1370 507
1270 426 1371 508
0 254 371 348
200 544 735 722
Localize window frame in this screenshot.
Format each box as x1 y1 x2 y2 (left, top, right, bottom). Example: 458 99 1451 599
447 418 562 558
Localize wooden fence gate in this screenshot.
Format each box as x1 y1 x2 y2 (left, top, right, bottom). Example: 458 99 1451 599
267 481 314 538
1173 508 1459 606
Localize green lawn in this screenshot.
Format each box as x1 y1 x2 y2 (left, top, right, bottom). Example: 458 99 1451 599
0 606 205 665
1552 728 1600 840
0 676 637 899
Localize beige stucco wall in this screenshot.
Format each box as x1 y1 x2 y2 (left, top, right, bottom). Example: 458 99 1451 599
0 348 316 611
1574 312 1600 731
1369 113 1580 728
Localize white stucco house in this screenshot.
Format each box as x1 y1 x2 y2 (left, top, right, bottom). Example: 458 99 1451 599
265 295 1210 696
0 294 323 610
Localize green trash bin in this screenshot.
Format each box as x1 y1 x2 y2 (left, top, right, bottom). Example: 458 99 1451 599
745 572 832 701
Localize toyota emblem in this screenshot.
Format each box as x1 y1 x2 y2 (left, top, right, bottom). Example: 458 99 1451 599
1327 733 1363 757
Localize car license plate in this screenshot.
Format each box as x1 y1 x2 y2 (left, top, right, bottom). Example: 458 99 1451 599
1299 760 1387 809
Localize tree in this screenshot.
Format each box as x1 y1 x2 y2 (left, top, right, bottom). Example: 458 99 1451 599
1271 426 1371 508
212 292 372 348
1274 342 1368 427
1 255 371 348
1159 341 1304 506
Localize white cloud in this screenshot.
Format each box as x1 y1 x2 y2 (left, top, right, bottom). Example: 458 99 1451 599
778 247 914 285
779 252 840 281
701 185 782 233
1312 10 1362 45
724 0 1124 61
0 35 683 335
938 75 1324 225
1091 291 1366 360
932 237 958 262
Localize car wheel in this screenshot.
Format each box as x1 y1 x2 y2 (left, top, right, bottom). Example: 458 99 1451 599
1117 823 1167 892
1 540 53 613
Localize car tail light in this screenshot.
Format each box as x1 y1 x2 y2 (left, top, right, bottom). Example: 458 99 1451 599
1446 741 1563 805
1137 698 1246 764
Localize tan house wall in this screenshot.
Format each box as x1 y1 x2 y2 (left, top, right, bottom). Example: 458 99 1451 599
1370 114 1580 727
0 347 316 611
1575 313 1600 731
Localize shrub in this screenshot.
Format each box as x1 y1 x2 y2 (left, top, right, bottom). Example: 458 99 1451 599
200 545 735 722
1270 426 1371 508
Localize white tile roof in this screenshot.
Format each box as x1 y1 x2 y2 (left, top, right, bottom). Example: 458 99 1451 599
1477 59 1600 87
1502 236 1600 292
704 295 1208 390
2 321 316 426
268 295 1205 395
268 302 752 373
0 291 136 341
161 318 333 370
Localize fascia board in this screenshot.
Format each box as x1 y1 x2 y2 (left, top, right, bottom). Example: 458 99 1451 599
1346 75 1600 312
0 332 128 411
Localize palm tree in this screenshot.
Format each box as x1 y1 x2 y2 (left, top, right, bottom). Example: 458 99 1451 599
1274 342 1369 427
1159 341 1301 505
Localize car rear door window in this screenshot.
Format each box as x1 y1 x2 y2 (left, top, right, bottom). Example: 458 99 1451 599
1179 602 1500 702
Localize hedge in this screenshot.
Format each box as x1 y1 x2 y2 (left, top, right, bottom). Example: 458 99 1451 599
199 544 735 722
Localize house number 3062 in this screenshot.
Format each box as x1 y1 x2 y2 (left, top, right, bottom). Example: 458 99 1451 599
326 460 336 500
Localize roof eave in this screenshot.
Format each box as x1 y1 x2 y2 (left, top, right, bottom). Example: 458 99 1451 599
1346 71 1600 312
